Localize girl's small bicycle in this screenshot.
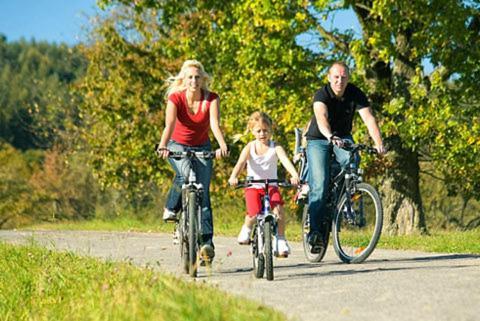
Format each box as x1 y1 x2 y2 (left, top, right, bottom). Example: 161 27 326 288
236 178 292 281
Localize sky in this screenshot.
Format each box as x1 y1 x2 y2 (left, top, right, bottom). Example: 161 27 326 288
0 0 362 46
0 0 99 45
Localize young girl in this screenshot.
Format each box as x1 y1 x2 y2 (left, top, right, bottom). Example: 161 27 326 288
228 111 300 257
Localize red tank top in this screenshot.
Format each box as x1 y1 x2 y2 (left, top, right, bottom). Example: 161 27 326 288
169 89 218 146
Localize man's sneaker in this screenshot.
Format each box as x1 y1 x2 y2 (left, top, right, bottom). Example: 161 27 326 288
308 231 325 254
275 237 291 258
163 208 177 222
237 224 252 244
199 244 215 265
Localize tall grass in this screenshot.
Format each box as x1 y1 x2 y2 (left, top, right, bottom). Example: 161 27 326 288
0 243 287 321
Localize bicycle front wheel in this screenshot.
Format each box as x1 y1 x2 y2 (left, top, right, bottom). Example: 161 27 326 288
251 226 264 279
178 212 189 274
264 221 274 281
332 183 383 263
302 204 328 263
188 190 198 277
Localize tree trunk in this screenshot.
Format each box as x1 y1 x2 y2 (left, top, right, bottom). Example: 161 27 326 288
381 135 427 235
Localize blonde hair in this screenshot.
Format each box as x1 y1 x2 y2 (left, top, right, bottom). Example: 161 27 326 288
165 59 212 98
247 111 273 131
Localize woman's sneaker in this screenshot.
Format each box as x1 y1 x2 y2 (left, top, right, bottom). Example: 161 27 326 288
200 244 215 266
163 208 177 222
237 225 252 244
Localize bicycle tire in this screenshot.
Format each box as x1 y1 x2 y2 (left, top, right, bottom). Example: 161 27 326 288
178 212 189 274
251 225 264 278
301 204 329 263
332 183 383 263
264 221 274 281
188 190 198 277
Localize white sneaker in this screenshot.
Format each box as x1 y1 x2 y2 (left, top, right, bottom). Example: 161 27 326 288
163 208 177 222
275 237 291 258
237 225 252 244
299 184 309 198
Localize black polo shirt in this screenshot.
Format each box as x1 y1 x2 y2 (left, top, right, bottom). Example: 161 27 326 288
306 83 369 140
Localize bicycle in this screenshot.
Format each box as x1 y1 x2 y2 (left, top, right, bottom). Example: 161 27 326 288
293 129 383 264
235 178 292 281
156 146 216 277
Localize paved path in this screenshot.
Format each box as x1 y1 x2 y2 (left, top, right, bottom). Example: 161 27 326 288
1 230 479 321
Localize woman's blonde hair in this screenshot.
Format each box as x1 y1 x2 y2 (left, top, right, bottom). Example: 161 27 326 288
247 111 273 131
165 59 212 98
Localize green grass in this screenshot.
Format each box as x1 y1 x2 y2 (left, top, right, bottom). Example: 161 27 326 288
0 242 287 321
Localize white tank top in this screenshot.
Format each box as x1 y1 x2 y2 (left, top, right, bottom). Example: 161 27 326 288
247 141 278 189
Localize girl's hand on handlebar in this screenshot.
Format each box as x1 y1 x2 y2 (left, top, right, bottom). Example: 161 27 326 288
290 175 300 186
228 177 238 187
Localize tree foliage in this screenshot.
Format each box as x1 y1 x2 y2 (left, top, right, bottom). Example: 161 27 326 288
0 35 86 149
81 0 480 232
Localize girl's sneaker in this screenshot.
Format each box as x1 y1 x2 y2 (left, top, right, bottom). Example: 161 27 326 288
274 236 291 258
237 225 252 244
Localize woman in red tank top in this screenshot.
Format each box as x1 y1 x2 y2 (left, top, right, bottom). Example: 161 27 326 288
157 60 228 261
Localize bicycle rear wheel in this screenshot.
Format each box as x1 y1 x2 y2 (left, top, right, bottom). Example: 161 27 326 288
251 225 264 278
332 183 383 263
302 205 329 262
188 190 198 277
264 221 274 281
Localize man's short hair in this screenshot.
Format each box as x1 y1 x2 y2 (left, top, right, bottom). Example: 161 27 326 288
328 61 350 75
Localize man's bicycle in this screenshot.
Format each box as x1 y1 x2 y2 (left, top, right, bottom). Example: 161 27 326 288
157 147 216 277
293 129 383 264
235 178 291 281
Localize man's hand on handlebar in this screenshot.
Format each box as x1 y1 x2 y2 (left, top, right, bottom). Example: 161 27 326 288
330 135 344 148
375 144 387 155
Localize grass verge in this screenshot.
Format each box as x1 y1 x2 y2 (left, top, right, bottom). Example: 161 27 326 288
0 242 287 321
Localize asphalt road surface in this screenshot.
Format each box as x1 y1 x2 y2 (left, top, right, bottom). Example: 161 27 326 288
1 230 479 321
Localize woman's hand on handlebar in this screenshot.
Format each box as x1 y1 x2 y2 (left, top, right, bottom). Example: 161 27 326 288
156 146 169 159
215 144 229 159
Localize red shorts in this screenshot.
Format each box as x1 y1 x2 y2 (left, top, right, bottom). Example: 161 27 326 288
245 187 284 217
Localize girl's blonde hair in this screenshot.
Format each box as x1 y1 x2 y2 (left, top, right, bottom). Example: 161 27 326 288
247 111 273 131
165 59 212 98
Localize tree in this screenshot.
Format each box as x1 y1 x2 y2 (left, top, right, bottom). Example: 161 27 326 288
87 0 480 233
0 35 86 150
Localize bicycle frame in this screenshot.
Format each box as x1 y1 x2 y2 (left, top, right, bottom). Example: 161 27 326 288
254 180 278 257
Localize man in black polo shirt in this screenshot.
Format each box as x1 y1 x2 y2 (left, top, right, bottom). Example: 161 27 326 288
306 61 386 253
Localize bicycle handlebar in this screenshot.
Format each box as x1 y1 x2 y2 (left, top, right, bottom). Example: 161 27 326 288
234 178 293 189
155 146 216 159
338 140 378 155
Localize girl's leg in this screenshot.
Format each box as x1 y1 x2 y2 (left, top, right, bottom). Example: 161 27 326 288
273 205 286 237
